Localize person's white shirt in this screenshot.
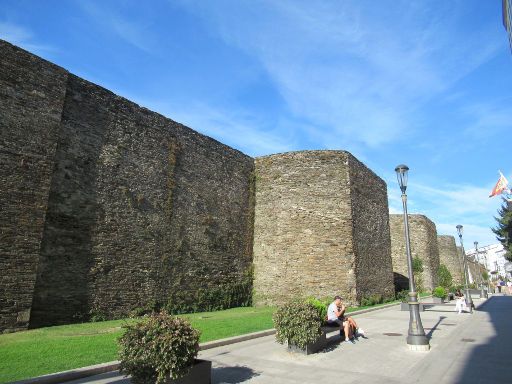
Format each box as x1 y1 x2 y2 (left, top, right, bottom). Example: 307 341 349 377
327 302 338 321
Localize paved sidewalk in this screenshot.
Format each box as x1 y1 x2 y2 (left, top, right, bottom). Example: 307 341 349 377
64 295 511 384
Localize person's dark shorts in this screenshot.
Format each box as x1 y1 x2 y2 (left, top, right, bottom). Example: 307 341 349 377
327 317 346 326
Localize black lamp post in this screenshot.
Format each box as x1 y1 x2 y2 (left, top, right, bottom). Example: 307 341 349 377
456 225 473 313
395 164 430 351
474 241 487 298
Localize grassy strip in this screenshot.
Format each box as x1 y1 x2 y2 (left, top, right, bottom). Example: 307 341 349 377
0 294 430 383
0 306 274 383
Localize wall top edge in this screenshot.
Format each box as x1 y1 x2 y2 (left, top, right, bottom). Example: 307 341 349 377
1 38 253 161
255 149 351 160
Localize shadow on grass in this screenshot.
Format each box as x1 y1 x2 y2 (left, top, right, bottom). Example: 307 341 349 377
212 365 260 383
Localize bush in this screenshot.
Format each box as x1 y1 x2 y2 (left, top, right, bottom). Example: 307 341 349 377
437 264 453 289
305 297 329 321
412 257 425 292
360 294 384 307
396 290 409 303
273 301 322 349
449 284 464 293
432 286 447 299
118 312 200 384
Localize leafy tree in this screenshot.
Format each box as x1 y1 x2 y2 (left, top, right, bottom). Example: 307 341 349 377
492 198 512 261
437 264 453 289
482 270 489 282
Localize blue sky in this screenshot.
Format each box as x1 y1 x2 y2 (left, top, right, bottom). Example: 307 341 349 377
1 0 511 247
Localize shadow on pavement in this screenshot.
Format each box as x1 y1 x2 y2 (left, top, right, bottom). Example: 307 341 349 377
425 315 447 339
212 365 260 383
454 295 512 384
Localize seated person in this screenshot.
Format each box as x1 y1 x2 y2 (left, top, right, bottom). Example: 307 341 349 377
327 295 354 343
454 289 467 314
338 298 364 337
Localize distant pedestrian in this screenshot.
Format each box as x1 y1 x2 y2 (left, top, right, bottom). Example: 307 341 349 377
497 279 503 293
507 281 512 295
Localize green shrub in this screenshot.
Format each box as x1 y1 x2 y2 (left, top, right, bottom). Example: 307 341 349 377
412 257 424 273
164 279 252 314
437 264 453 289
412 257 425 292
482 271 489 281
432 286 447 299
273 301 322 349
396 290 409 303
305 297 329 321
118 312 200 384
360 294 384 307
449 284 464 293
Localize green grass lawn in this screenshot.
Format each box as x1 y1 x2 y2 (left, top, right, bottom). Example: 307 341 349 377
0 306 275 383
0 296 427 383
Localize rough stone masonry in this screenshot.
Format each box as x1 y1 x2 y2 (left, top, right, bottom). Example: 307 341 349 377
252 151 395 306
0 40 254 332
389 214 440 292
437 235 464 285
1 40 400 333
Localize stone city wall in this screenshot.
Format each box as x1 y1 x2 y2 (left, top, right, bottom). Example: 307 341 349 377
252 151 394 306
467 258 485 285
437 235 464 285
390 214 440 292
0 41 68 332
0 40 254 332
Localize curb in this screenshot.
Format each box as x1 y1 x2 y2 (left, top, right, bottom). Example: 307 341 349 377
11 362 121 384
10 329 277 384
10 300 417 384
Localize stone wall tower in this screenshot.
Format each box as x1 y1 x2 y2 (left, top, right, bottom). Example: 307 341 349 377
437 235 464 285
252 151 394 306
390 214 440 292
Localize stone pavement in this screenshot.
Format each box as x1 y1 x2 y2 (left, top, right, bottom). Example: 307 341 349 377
64 295 511 384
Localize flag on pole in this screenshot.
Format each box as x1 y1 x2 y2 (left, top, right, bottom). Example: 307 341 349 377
489 171 509 197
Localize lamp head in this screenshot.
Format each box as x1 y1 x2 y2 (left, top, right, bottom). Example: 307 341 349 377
474 241 478 249
394 164 409 194
456 224 463 237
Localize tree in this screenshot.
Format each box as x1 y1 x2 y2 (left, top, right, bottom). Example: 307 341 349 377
492 198 512 261
437 264 453 289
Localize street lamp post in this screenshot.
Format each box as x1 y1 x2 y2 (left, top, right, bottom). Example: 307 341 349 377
474 242 487 298
456 225 473 313
395 164 430 351
483 251 491 294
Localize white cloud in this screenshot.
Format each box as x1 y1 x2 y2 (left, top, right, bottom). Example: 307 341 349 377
132 98 295 156
176 0 501 150
78 2 157 54
0 21 31 43
386 176 508 247
0 21 55 54
461 101 512 140
436 223 497 249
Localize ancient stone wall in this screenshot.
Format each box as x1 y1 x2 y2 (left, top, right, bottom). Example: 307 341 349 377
1 40 254 331
348 155 395 301
252 151 394 306
437 235 464 285
389 214 440 292
467 258 484 285
0 41 68 332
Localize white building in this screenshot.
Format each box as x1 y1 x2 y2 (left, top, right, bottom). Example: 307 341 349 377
465 243 509 279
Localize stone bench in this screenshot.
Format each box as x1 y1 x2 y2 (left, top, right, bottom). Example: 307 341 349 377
287 324 343 355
